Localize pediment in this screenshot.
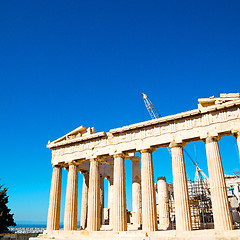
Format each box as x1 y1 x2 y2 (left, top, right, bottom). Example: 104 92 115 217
49 125 96 145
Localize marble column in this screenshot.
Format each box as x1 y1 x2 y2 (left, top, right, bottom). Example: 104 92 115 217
64 163 78 231
80 171 89 230
107 163 114 228
100 175 105 225
170 142 192 231
157 177 170 230
113 154 127 231
131 157 142 228
205 136 233 231
141 149 157 231
47 165 62 231
233 131 240 158
87 159 101 231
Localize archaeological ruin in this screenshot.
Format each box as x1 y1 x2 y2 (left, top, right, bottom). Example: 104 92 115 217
32 93 240 240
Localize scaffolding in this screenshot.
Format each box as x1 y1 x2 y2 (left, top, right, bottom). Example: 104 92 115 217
169 166 213 230
188 178 213 229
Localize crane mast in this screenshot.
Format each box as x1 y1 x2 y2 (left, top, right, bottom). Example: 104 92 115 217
141 93 161 119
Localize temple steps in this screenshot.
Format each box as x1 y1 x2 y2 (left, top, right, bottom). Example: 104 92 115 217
31 229 240 240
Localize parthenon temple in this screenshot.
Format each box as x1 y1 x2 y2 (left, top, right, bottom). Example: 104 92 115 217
33 93 240 240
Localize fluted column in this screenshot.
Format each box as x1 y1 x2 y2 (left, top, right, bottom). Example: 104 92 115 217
64 163 78 230
100 175 105 225
113 154 127 231
87 159 100 231
141 149 157 231
131 157 142 228
47 165 62 230
205 136 233 231
80 171 89 230
234 131 240 158
157 177 170 230
107 163 114 228
170 142 192 231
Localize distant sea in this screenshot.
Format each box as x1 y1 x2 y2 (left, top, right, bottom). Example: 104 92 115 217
14 223 81 229
14 223 47 229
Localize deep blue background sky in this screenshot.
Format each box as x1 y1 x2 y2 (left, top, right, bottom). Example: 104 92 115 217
0 0 240 224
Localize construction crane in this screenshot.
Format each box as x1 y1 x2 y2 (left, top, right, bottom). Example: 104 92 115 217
141 93 161 119
141 92 208 181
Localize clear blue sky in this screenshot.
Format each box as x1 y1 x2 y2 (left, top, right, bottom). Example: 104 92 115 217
0 0 240 224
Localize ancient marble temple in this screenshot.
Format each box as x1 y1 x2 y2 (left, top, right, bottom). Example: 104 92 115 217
32 93 240 240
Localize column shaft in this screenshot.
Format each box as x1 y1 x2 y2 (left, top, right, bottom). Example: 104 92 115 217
205 137 233 231
80 171 89 229
132 158 142 228
100 175 105 225
234 131 240 158
87 159 100 231
64 163 78 230
157 177 170 230
113 154 127 231
108 164 114 228
170 142 192 231
141 149 157 231
47 165 62 230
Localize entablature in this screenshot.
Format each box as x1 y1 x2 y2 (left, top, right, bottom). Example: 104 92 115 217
48 97 240 165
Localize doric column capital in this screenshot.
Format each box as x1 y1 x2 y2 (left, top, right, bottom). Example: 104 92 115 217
52 164 62 169
65 162 77 171
89 158 98 163
205 136 221 144
130 156 141 162
140 148 156 154
106 175 112 181
68 161 78 166
157 176 166 182
232 130 240 138
113 153 126 158
169 141 186 148
80 169 89 176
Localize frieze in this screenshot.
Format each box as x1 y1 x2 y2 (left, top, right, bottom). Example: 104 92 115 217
50 100 240 164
